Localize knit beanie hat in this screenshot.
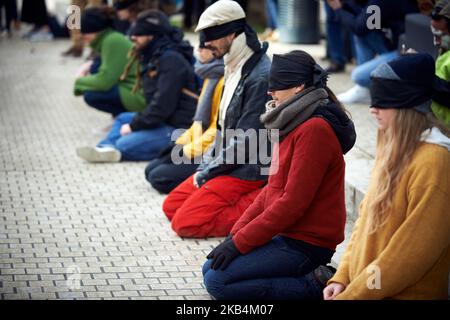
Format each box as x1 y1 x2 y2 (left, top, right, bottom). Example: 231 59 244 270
370 53 436 113
114 0 139 11
129 9 171 37
269 50 329 91
80 8 113 34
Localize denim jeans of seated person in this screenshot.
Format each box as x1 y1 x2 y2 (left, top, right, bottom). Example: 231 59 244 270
98 112 175 161
203 236 333 300
83 85 127 117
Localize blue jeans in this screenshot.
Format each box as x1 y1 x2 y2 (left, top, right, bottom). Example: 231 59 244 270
90 56 101 74
352 50 399 88
83 86 127 117
325 2 346 66
98 112 175 161
266 0 278 30
202 236 332 300
353 31 390 65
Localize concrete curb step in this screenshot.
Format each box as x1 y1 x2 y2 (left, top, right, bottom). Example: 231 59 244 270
332 148 373 267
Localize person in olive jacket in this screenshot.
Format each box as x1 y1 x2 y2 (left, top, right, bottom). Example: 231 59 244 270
76 9 199 163
74 6 146 117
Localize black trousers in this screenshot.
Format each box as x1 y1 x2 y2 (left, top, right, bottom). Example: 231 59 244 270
183 0 206 29
145 151 200 194
21 0 48 27
0 0 17 31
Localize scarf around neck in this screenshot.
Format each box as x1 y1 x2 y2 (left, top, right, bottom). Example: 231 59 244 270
224 32 254 79
193 59 225 129
260 87 329 140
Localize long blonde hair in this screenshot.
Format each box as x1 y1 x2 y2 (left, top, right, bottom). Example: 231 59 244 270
365 109 449 233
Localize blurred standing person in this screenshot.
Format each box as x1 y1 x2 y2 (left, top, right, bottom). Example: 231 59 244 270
0 0 18 37
158 0 177 16
324 0 347 73
260 0 279 42
183 0 206 30
21 0 53 41
62 0 104 57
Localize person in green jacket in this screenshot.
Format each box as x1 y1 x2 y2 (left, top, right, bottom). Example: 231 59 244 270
74 6 146 117
431 1 450 127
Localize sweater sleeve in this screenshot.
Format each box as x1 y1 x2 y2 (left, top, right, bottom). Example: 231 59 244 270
74 35 129 94
182 124 218 159
130 52 187 131
336 183 450 300
231 186 268 236
176 81 209 147
328 210 364 287
176 123 195 146
233 120 336 254
182 80 222 158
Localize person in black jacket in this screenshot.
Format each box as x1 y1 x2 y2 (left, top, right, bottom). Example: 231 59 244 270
76 10 198 163
162 0 272 238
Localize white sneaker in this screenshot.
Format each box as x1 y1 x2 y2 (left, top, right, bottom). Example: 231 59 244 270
337 85 371 105
76 146 121 163
29 31 54 42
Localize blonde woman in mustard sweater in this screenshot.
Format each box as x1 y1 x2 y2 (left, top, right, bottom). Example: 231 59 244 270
324 53 450 300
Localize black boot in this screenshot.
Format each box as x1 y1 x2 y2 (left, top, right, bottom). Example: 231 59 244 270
325 62 345 74
313 265 337 288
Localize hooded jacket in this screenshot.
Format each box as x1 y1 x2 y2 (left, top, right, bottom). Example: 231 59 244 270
129 30 199 131
74 28 146 112
231 101 356 254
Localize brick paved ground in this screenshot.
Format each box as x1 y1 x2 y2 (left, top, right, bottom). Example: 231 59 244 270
0 38 222 300
0 35 378 300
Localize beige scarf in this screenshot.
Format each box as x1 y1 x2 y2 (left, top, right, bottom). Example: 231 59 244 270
218 33 254 130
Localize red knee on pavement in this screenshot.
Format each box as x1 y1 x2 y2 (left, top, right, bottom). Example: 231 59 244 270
167 176 265 238
170 189 229 237
162 175 197 220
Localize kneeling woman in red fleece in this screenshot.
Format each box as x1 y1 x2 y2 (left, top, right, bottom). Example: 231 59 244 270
202 50 357 300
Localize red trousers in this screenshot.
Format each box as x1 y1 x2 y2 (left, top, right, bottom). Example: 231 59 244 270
163 175 265 238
